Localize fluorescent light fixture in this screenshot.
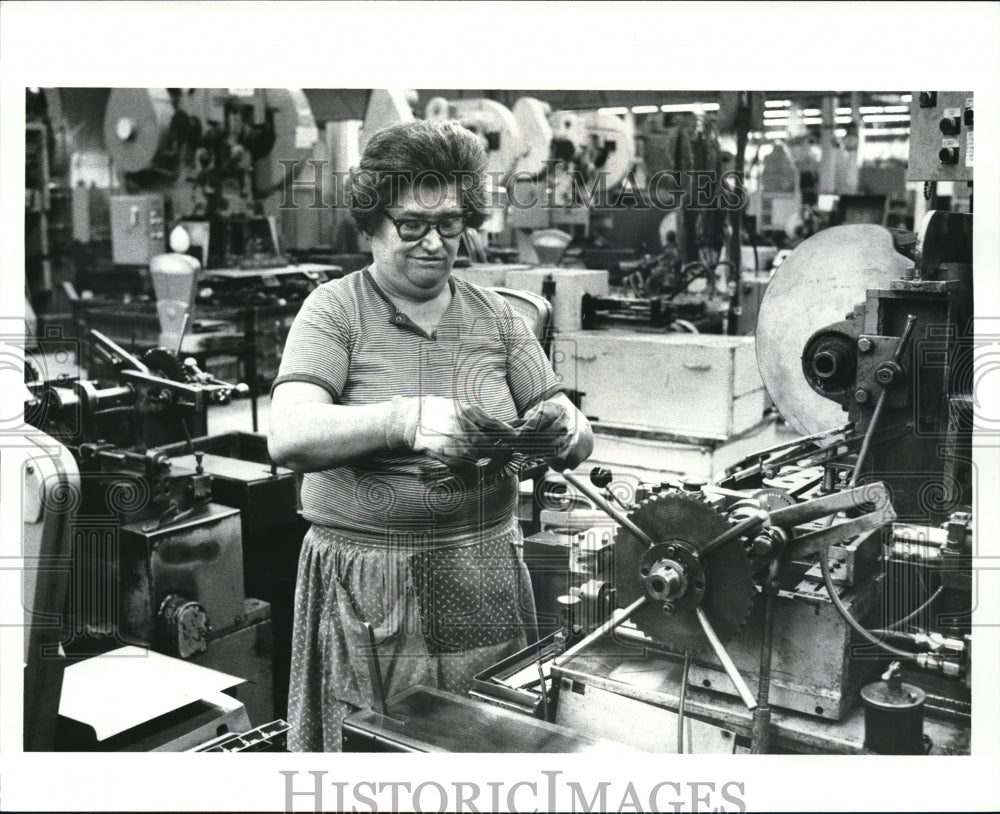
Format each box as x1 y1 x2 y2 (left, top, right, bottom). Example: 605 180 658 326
763 110 789 119
658 102 720 113
835 116 853 124
862 114 911 123
834 128 847 138
835 107 852 115
802 117 823 125
765 131 788 139
865 127 910 137
631 105 660 114
901 94 912 102
764 100 790 108
802 108 821 116
859 105 910 115
598 107 628 116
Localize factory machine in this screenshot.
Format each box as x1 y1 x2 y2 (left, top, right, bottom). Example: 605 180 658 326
22 329 302 750
36 88 341 388
346 201 974 755
345 93 976 755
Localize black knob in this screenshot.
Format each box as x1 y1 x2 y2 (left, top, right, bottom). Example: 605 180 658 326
918 92 937 108
939 116 961 136
590 466 613 489
939 146 960 165
964 107 974 128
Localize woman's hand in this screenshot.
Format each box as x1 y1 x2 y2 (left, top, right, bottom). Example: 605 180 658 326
516 394 594 472
389 395 500 480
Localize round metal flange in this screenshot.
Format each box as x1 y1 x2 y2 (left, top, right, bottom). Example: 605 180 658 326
639 542 703 611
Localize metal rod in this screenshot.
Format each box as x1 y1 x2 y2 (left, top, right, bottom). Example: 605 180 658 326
695 606 757 710
554 595 648 666
174 312 191 357
677 651 690 754
750 560 780 753
893 314 919 364
698 509 769 559
850 388 889 488
768 482 889 528
563 471 656 548
850 315 918 488
605 487 630 512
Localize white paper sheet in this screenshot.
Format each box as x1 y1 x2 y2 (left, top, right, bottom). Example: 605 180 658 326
58 646 245 741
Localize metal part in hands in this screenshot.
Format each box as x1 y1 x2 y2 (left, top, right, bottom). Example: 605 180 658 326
695 606 758 710
554 595 648 666
563 470 656 548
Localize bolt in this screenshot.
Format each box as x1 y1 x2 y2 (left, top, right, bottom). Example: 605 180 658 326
857 337 873 353
25 464 35 475
855 388 870 404
662 601 675 615
666 545 675 556
875 367 895 386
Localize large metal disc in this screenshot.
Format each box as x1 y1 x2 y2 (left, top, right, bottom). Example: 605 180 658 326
614 492 755 651
756 225 912 435
103 88 175 174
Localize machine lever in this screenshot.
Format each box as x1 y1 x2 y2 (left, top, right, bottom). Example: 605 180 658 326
768 482 889 528
562 471 656 548
695 606 757 710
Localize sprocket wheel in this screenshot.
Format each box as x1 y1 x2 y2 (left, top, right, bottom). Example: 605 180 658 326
614 491 756 651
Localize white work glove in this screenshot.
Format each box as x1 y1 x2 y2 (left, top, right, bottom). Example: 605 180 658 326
517 399 592 472
386 395 493 483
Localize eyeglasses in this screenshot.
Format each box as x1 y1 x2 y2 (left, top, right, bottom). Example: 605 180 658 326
385 213 468 241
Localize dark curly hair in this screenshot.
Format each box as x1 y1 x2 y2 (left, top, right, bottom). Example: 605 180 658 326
348 120 488 236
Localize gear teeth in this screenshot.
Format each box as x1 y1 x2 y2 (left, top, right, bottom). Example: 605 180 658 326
612 489 706 545
612 490 757 648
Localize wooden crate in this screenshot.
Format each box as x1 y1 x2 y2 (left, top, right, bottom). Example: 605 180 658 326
554 329 766 440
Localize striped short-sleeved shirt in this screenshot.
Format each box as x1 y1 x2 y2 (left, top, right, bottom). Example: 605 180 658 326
272 267 562 536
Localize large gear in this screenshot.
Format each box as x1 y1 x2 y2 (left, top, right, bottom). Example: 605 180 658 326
614 491 756 652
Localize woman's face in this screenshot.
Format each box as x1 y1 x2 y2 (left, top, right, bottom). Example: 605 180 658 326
370 180 463 301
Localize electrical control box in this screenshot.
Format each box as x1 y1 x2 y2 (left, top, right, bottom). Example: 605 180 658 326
907 91 973 182
110 193 166 265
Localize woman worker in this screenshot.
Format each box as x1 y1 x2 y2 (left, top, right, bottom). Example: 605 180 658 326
268 120 594 751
